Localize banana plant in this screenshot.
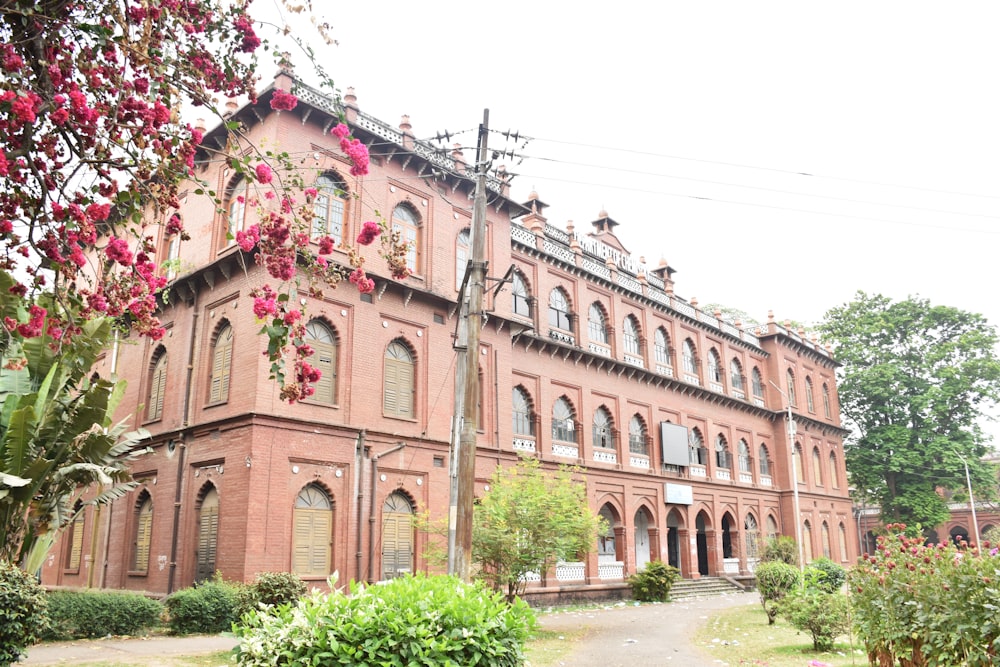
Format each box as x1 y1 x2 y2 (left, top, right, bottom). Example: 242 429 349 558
0 271 146 566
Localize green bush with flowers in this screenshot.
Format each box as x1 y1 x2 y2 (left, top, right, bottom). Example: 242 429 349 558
849 523 1000 666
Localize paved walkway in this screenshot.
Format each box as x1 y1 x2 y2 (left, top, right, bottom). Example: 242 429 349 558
20 592 755 665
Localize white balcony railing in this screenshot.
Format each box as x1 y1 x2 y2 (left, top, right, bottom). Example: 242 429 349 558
513 438 536 453
552 443 579 459
723 558 740 574
598 561 624 580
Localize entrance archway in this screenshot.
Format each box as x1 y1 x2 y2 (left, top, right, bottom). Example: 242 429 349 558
695 512 709 576
634 507 651 570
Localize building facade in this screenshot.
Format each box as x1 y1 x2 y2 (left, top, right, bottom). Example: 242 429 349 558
42 71 857 596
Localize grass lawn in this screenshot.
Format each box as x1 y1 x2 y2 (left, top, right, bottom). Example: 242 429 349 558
691 602 868 667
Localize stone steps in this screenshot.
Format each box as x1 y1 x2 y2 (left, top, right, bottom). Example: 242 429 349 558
669 577 745 601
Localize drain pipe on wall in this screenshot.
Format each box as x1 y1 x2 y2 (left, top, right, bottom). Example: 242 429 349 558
354 430 366 584
368 442 406 583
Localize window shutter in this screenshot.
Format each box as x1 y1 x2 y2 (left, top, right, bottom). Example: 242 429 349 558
67 514 84 570
383 359 399 415
133 503 152 571
196 493 219 582
293 509 331 576
313 341 336 404
149 356 167 420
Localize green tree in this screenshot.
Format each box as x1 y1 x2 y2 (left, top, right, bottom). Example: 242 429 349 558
0 274 145 567
473 457 602 602
819 292 1000 528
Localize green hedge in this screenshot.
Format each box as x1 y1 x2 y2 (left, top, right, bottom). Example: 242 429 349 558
42 590 163 640
627 560 680 602
235 574 536 666
165 575 241 635
234 571 306 620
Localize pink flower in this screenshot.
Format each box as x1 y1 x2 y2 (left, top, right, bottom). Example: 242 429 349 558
255 163 273 184
105 236 133 265
253 296 277 319
236 225 260 251
356 220 381 245
317 236 335 254
332 123 350 139
270 90 298 111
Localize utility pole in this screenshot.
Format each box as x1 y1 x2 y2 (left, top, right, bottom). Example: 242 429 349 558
956 451 981 546
451 110 489 581
770 380 805 582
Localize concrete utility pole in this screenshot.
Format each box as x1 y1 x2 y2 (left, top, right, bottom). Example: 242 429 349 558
769 380 805 581
451 110 490 581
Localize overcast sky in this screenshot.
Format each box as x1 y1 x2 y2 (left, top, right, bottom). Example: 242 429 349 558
255 1 1000 423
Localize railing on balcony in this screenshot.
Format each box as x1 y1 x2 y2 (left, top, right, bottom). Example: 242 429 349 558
513 438 536 453
593 448 617 465
690 465 707 478
715 468 732 481
556 561 586 582
623 353 645 368
552 443 579 459
598 561 625 580
588 342 611 357
656 363 674 377
630 455 650 469
739 472 753 484
760 475 773 487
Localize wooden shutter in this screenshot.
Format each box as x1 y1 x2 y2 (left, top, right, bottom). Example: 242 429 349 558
292 509 332 576
384 343 414 418
133 499 152 572
313 340 336 404
196 490 219 582
148 355 167 421
66 513 84 570
381 494 413 580
209 327 232 403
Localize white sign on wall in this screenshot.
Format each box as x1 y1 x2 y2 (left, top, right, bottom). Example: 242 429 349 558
665 483 693 505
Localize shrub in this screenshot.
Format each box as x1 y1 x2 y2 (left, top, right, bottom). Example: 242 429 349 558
43 590 163 640
0 560 48 666
627 560 680 602
759 536 799 565
850 523 1000 666
805 557 845 593
779 585 851 651
234 571 306 620
755 560 800 625
235 574 536 666
165 574 242 635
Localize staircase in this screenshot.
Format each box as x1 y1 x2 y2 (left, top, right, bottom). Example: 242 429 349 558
669 577 745 601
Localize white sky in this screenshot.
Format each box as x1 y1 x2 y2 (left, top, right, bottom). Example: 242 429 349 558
254 1 1000 428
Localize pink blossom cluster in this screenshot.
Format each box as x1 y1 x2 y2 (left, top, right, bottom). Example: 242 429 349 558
270 90 298 111
333 123 370 176
356 220 381 245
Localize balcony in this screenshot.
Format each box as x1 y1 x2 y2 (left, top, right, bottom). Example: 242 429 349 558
552 443 579 459
593 448 618 465
512 438 536 453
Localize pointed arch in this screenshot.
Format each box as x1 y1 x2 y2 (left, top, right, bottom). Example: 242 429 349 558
382 491 415 579
730 357 744 392
758 443 771 477
622 314 641 356
812 447 823 486
391 203 421 273
512 385 535 437
628 414 648 456
786 369 797 407
223 175 249 247
822 382 832 418
682 338 698 381
689 426 707 465
587 302 608 344
751 367 764 399
805 376 815 413
548 287 572 331
455 228 470 291
312 171 348 242
511 270 532 318
821 521 832 559
552 396 577 443
654 327 672 371
592 405 615 450
195 485 219 583
707 348 722 385
737 439 751 474
131 492 153 573
715 433 731 469
744 513 760 561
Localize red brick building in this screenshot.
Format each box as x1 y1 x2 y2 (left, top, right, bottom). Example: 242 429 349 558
42 71 857 596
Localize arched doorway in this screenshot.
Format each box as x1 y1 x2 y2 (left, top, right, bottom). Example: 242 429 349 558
195 486 219 583
695 512 709 576
381 492 414 580
666 510 682 571
950 525 969 547
634 507 651 571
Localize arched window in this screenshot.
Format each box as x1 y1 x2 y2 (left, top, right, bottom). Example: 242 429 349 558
821 521 832 559
682 339 697 376
148 348 167 421
786 369 797 407
730 358 744 392
623 316 640 355
758 444 771 476
822 383 832 418
715 434 730 469
805 376 815 413
803 520 814 563
592 407 614 449
654 328 671 368
455 228 470 291
744 514 760 560
794 443 805 483
707 349 722 384
225 177 248 244
131 493 153 573
552 397 576 443
766 515 779 539
382 492 414 579
511 271 531 318
738 439 751 473
293 484 333 577
306 320 337 405
512 386 535 437
195 486 219 583
829 452 839 488
689 427 707 465
839 523 849 561
588 303 608 344
391 204 420 273
628 415 647 455
812 447 823 486
208 324 233 404
751 368 764 398
65 502 85 571
383 341 415 418
312 173 347 242
549 288 571 330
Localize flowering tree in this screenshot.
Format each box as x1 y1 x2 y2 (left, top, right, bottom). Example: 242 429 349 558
0 0 408 565
0 0 407 402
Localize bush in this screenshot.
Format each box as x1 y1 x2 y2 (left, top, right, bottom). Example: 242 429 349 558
235 574 536 666
42 590 163 640
165 574 242 635
805 557 845 593
779 586 851 651
627 560 680 602
759 536 799 565
0 560 48 666
755 560 800 625
234 571 306 620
